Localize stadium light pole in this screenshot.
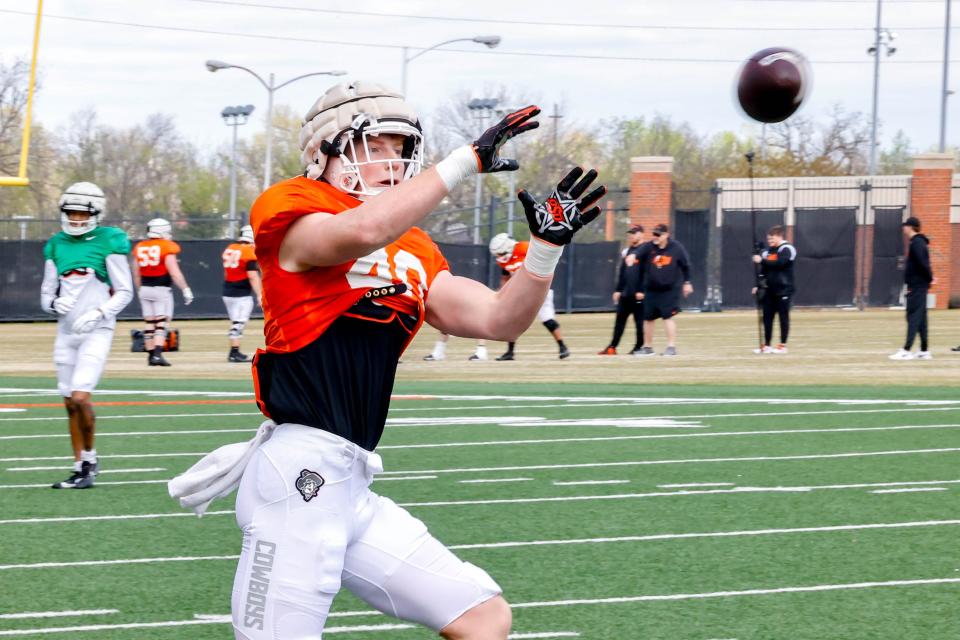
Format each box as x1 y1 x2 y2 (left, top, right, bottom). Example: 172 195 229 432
401 36 500 96
867 1 897 175
940 0 953 152
468 98 499 244
221 104 255 238
206 61 347 191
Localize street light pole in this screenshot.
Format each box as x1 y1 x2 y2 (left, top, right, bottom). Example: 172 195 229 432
940 0 953 152
468 98 499 244
221 105 255 238
867 1 896 175
206 61 346 190
401 36 500 96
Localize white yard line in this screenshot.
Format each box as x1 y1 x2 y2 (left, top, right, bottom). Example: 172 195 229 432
658 483 735 488
509 634 579 639
0 610 117 620
0 480 169 489
0 452 207 463
459 478 533 484
1 578 956 636
374 475 437 482
870 488 949 494
552 480 630 486
3 519 959 571
6 467 165 473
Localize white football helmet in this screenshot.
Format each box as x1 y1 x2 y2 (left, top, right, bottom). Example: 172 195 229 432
238 224 254 244
299 81 423 198
489 233 517 263
59 182 105 236
146 218 172 240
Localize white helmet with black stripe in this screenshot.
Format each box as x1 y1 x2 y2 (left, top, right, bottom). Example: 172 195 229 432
299 81 423 198
146 217 172 240
488 233 517 262
238 224 254 244
59 182 106 236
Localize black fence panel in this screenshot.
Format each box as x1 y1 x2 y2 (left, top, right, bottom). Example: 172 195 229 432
720 209 785 307
869 207 906 306
436 242 491 287
793 208 857 307
562 241 620 311
672 209 709 308
0 240 46 320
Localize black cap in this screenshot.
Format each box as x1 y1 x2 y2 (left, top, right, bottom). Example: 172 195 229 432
628 224 644 234
902 216 921 230
653 223 669 235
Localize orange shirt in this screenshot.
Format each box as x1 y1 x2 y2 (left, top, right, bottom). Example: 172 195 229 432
249 176 449 354
496 240 529 276
222 242 258 282
133 238 181 278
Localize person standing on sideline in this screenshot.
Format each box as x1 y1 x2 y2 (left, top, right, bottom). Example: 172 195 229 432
41 182 134 489
132 218 194 366
752 225 796 354
634 223 692 357
599 224 646 355
890 217 933 360
222 225 262 363
422 333 488 361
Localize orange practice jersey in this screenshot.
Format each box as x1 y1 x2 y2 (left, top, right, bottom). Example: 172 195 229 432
249 176 449 354
222 243 258 282
496 240 529 276
133 238 181 277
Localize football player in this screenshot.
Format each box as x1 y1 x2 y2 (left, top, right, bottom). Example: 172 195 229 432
488 232 570 360
171 81 604 640
423 333 488 361
222 225 262 363
131 218 193 366
41 182 133 489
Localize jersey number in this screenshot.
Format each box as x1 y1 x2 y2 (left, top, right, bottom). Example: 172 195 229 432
346 248 428 300
136 245 162 267
222 249 242 269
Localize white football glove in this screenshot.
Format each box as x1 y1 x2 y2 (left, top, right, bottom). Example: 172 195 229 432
52 297 75 315
183 287 194 306
72 308 104 334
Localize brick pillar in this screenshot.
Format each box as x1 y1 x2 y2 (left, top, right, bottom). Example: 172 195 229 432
629 157 673 232
911 153 954 309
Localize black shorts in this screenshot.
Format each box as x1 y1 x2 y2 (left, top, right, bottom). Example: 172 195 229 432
643 290 680 321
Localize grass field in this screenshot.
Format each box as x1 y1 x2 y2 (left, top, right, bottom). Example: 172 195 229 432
0 310 959 638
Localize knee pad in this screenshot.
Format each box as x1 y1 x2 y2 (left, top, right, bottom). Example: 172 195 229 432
542 319 560 333
229 321 246 339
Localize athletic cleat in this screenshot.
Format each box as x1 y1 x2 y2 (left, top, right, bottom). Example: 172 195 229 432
559 345 571 359
952 345 960 352
753 345 774 354
496 352 515 361
915 351 933 360
52 462 94 489
888 349 914 361
633 346 656 357
148 353 171 366
228 350 251 363
772 344 789 354
662 346 678 357
598 346 617 355
468 353 487 361
422 353 444 362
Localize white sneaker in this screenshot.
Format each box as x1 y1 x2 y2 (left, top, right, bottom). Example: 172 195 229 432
888 349 914 361
753 346 773 354
772 344 788 354
423 353 445 361
468 347 488 361
915 351 933 360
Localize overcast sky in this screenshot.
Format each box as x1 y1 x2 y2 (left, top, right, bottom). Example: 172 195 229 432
0 0 955 160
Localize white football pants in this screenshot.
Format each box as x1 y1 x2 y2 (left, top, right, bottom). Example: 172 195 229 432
54 326 114 396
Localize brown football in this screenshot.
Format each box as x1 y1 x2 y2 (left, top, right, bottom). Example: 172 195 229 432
737 47 810 123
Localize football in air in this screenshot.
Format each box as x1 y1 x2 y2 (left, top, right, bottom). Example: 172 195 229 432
736 47 810 123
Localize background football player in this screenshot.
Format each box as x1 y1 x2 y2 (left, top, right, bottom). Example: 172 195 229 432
488 232 570 360
221 224 262 363
170 81 605 640
40 182 133 489
131 218 193 366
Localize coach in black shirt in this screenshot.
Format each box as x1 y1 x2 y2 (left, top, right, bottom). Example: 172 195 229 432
751 225 797 354
600 225 647 355
890 217 934 360
635 223 692 357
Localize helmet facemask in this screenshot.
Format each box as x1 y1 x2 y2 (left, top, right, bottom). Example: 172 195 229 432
324 115 423 198
60 209 99 236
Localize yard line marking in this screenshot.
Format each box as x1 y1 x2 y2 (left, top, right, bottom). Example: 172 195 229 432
4 520 959 570
552 480 630 486
0 399 253 409
658 483 735 488
0 412 262 423
374 475 437 482
0 480 170 489
0 453 207 463
509 634 579 639
0 610 117 620
0 621 417 636
459 478 533 484
509 578 960 609
0 510 235 525
6 466 165 473
0 388 253 398
870 487 949 494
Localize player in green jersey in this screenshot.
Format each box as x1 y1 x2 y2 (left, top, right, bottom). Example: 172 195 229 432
40 182 134 489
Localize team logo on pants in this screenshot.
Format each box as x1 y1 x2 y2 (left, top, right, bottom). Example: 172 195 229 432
295 469 324 502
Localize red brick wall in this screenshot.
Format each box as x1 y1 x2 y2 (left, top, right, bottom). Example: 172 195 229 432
910 165 953 309
629 169 672 232
952 223 960 307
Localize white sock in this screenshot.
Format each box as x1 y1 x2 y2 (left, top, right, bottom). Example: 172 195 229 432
73 460 83 472
81 449 97 464
475 346 488 359
433 341 447 358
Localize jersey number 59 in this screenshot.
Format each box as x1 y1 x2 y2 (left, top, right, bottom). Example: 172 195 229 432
136 245 162 267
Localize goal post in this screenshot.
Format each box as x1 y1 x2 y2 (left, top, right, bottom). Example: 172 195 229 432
1 0 44 188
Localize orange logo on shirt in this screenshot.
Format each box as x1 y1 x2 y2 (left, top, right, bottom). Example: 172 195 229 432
652 255 673 268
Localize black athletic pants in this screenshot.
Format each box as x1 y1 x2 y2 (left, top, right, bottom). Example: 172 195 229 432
610 295 643 349
761 292 791 346
904 287 929 351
